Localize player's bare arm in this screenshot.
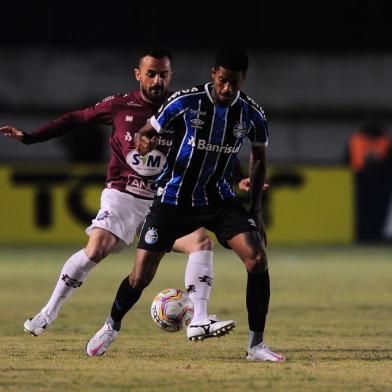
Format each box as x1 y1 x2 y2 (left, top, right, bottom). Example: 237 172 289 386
135 122 159 155
0 125 24 142
248 145 267 245
248 146 266 211
234 156 269 192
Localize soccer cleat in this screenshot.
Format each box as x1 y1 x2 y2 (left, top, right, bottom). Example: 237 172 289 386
24 312 53 336
187 315 235 341
245 342 285 362
85 322 119 357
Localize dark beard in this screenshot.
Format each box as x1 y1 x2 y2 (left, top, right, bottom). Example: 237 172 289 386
141 85 163 103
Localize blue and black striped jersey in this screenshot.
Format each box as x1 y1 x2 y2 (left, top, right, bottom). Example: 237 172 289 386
150 83 268 206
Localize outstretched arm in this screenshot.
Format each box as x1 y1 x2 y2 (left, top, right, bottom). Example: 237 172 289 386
0 110 90 145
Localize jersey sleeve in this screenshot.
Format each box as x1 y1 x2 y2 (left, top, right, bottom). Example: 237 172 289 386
150 93 188 134
23 96 114 144
82 95 115 124
247 105 269 147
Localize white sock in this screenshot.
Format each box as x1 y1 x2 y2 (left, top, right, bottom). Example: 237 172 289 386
41 249 96 320
185 250 213 324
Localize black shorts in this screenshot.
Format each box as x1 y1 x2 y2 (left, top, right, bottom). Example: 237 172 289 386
137 199 258 252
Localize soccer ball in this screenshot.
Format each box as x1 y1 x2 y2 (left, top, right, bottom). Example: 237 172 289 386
151 288 194 332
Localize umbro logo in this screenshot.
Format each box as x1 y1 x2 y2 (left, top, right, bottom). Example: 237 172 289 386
191 118 204 129
248 218 257 227
125 115 133 122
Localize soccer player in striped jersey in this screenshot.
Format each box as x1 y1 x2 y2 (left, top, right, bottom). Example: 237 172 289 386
86 48 285 361
1 47 233 344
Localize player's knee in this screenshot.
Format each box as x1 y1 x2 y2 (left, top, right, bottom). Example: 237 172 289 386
197 235 213 251
190 229 214 252
85 233 118 262
246 253 268 274
84 245 110 263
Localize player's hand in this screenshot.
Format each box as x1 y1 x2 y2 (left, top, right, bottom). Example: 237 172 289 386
135 132 157 156
0 125 24 142
238 177 270 192
238 178 251 191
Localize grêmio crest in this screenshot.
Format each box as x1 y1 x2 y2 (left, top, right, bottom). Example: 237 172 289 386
233 122 248 138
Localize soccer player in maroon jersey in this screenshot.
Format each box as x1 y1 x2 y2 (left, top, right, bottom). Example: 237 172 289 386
0 47 234 346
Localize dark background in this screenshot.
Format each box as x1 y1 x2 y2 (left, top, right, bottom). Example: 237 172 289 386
2 1 391 51
2 1 392 165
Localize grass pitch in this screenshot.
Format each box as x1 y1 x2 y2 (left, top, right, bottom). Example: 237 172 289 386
0 245 391 391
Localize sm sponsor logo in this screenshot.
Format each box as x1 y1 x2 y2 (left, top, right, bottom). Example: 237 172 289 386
126 149 166 176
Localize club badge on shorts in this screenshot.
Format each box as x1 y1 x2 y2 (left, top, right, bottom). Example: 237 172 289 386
145 227 159 244
97 211 110 221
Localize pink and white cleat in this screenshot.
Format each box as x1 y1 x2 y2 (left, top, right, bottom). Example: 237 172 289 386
246 342 285 362
85 322 119 357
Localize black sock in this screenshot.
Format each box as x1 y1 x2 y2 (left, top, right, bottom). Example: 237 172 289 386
109 276 143 330
246 269 270 337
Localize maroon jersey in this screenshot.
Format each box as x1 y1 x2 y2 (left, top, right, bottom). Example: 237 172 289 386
23 91 172 199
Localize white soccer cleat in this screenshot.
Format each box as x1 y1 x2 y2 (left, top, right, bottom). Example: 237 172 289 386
187 315 235 341
85 322 119 357
245 342 285 362
24 312 53 336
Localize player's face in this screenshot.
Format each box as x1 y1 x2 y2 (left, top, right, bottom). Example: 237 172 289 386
134 56 173 103
211 67 246 106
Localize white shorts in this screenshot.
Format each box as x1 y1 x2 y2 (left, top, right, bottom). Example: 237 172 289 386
85 188 152 253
